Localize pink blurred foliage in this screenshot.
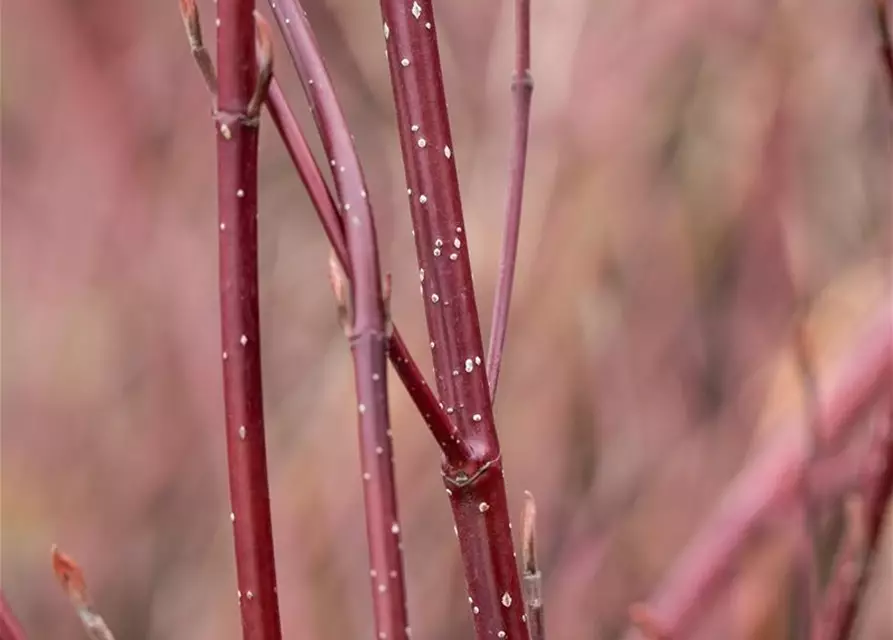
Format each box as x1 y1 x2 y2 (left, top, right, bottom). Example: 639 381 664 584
1 0 890 639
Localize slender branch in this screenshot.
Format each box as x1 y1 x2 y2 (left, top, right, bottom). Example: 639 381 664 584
376 1 528 638
263 5 414 637
816 404 893 639
792 314 821 639
622 310 891 640
0 591 27 640
811 502 864 640
50 546 115 640
486 0 533 400
263 77 470 466
214 2 282 638
522 491 545 640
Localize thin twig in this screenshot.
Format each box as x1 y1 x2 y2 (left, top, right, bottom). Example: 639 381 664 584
264 4 412 637
214 2 282 637
522 491 545 640
487 0 533 400
622 311 891 640
50 546 115 640
0 591 27 640
263 76 470 467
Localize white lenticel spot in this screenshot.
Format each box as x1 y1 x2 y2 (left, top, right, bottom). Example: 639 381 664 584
502 592 512 607
401 58 410 67
411 2 422 19
465 359 474 373
358 404 366 414
417 138 427 148
479 502 490 512
419 195 428 204
472 413 482 422
238 425 246 440
236 189 245 198
431 293 440 303
240 335 248 346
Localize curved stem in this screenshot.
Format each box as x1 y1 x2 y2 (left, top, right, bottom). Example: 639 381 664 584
264 5 412 637
264 79 471 467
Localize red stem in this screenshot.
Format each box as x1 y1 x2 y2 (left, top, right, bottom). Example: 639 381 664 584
215 2 282 638
622 311 891 640
377 1 528 638
486 0 533 400
0 592 26 640
264 79 471 467
264 5 414 637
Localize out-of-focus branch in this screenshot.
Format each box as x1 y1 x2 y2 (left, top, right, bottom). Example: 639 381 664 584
51 546 115 640
623 310 891 640
814 404 893 640
486 0 533 400
522 491 545 640
0 591 27 640
877 0 892 94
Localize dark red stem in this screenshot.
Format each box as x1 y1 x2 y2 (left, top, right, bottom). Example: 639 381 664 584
264 78 470 467
264 5 413 637
878 0 892 92
377 1 528 638
215 2 282 638
0 592 26 640
486 0 533 400
622 311 891 640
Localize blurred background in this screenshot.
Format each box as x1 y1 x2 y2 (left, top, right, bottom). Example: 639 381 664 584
2 0 892 638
